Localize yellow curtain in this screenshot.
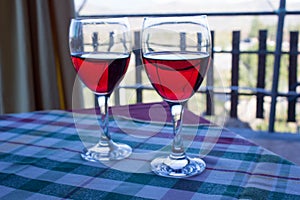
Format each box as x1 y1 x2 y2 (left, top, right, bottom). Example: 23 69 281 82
0 0 79 113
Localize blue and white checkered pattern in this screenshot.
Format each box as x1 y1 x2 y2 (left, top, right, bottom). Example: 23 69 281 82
0 103 299 199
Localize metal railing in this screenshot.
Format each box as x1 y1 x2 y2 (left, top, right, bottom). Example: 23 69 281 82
79 0 300 132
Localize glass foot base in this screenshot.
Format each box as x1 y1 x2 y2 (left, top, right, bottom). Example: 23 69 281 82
150 155 206 178
81 142 132 162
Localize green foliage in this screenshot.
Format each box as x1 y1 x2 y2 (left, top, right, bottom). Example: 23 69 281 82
240 17 300 132
249 17 264 38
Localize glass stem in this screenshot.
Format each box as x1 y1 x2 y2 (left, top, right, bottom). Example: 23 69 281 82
96 95 111 144
168 102 186 159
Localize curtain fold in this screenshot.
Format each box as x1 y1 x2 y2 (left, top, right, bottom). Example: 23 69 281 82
0 0 78 114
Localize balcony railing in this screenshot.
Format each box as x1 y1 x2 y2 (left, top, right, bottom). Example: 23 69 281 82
78 0 300 133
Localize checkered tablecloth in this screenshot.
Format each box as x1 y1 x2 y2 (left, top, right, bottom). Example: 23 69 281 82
0 102 299 200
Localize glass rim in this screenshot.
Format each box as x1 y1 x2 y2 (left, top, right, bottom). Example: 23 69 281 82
142 15 209 29
70 17 131 29
143 15 207 21
71 16 129 21
70 17 130 26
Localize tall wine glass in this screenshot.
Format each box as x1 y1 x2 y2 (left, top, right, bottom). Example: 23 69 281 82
69 18 132 161
142 15 211 177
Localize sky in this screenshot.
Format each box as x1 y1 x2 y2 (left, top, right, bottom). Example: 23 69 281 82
74 0 300 15
73 0 299 33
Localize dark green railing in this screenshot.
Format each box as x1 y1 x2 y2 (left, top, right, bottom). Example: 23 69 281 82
79 0 300 132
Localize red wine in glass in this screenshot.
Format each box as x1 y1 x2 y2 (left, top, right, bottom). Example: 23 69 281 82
142 15 211 178
69 17 132 162
71 52 130 95
143 51 210 102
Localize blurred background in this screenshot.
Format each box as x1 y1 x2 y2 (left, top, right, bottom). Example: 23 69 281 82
0 0 299 133
73 0 300 133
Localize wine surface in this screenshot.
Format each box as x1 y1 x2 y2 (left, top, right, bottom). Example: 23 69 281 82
71 53 130 94
143 52 210 102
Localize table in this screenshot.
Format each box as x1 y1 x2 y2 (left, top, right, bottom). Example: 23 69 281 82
0 102 299 199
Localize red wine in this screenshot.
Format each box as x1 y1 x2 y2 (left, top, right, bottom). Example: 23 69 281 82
143 52 210 102
71 53 130 94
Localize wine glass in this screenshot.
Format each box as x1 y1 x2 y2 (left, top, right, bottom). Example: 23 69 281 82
69 18 132 161
141 15 211 177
